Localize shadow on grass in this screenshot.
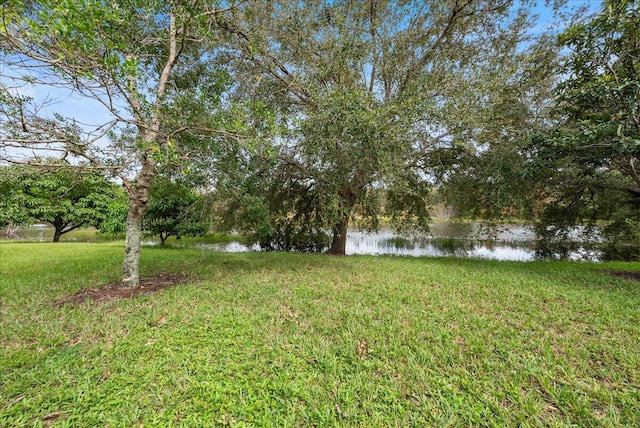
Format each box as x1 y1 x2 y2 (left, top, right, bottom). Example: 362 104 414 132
56 250 354 305
53 246 640 306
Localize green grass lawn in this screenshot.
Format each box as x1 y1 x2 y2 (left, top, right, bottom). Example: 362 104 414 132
1 243 639 426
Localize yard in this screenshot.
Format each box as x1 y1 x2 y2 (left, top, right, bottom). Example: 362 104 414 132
1 243 639 426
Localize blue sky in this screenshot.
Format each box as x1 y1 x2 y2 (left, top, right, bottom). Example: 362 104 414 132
529 0 603 35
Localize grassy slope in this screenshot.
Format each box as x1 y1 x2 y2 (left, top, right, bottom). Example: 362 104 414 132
1 243 639 427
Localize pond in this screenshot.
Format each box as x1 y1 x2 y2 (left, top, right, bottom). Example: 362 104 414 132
345 226 537 261
2 223 605 261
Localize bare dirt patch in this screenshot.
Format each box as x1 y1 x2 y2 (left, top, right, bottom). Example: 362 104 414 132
605 270 640 282
57 274 191 305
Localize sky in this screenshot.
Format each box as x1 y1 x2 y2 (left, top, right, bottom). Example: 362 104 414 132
528 0 602 36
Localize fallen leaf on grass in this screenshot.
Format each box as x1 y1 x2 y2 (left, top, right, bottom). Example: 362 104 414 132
356 339 372 359
43 412 61 420
43 412 67 425
7 394 25 407
66 337 82 346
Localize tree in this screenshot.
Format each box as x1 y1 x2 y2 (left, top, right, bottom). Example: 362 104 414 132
0 1 235 285
0 162 126 242
214 0 567 254
556 0 639 179
0 168 30 231
549 0 640 199
441 0 640 260
143 177 209 246
527 0 640 258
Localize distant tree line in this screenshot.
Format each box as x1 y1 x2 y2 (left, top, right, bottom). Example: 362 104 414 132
0 162 208 245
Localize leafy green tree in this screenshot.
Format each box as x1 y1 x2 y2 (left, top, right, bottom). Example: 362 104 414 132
214 0 567 254
0 162 126 242
548 0 640 198
143 178 209 246
529 0 640 258
442 0 640 259
552 0 639 189
0 168 29 229
0 0 236 286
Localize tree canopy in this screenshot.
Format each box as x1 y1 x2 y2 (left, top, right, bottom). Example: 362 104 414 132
438 0 640 259
212 0 563 254
143 177 209 246
0 162 126 242
3 0 621 263
532 0 640 257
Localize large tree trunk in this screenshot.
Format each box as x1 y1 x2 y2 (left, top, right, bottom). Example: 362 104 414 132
53 228 62 243
328 217 349 255
328 186 359 255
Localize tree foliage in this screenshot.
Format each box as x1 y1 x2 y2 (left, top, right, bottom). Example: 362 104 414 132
435 24 564 221
442 0 640 259
214 0 560 254
143 178 209 246
0 161 126 242
531 0 640 259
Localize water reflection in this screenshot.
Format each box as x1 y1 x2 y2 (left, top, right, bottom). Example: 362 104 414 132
186 227 541 261
346 228 536 261
192 242 260 252
0 225 123 243
1 223 613 261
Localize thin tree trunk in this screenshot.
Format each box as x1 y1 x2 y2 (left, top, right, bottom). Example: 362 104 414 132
328 217 349 255
122 208 143 287
119 11 179 287
51 218 67 242
121 159 154 287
